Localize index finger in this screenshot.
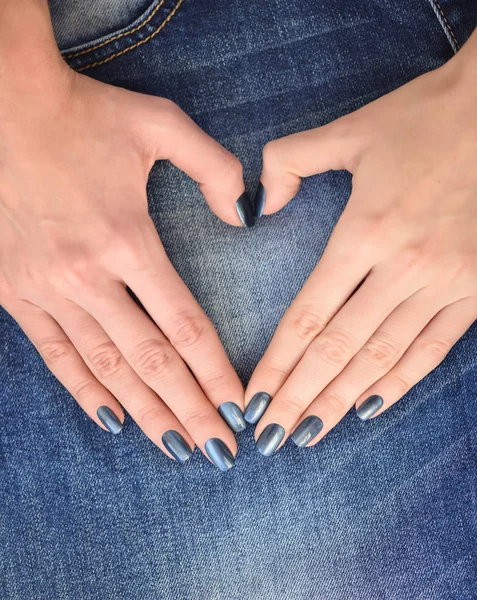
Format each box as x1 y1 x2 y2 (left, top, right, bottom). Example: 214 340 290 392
135 95 255 227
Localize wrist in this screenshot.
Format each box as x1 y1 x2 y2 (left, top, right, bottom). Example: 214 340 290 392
0 0 71 105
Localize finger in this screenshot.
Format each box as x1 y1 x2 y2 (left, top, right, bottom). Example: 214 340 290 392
253 111 367 216
46 299 196 462
76 283 237 471
354 297 477 420
244 211 377 423
135 96 253 227
117 220 246 434
289 288 446 447
3 298 124 434
253 268 421 454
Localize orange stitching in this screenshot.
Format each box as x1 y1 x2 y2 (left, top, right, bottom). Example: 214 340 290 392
64 0 167 59
75 0 183 72
432 0 460 50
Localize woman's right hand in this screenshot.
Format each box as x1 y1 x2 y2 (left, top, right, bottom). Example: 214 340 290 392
0 62 251 470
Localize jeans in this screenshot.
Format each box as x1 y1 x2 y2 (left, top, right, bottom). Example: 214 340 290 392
1 1 477 598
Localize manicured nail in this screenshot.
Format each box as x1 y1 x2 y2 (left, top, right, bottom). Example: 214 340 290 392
290 415 324 448
162 430 193 464
218 402 246 433
97 406 123 434
256 423 285 456
356 395 384 421
236 192 256 228
205 438 235 471
244 392 272 424
254 182 266 218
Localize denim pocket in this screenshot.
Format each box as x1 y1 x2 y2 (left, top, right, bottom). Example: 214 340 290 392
426 0 460 52
54 0 184 72
425 0 477 53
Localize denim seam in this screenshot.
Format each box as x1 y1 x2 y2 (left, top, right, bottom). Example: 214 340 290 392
64 0 183 72
428 0 460 53
64 0 168 59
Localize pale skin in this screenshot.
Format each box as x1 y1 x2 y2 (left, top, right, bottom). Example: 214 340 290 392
246 28 477 450
2 2 476 463
0 0 248 464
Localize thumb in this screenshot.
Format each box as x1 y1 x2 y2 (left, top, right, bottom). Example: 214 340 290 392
254 113 366 217
135 96 255 228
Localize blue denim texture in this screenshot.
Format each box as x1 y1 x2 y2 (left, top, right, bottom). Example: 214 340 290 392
1 1 477 598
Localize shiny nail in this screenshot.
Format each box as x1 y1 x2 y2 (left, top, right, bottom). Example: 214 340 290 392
162 430 193 464
356 395 384 421
236 192 256 228
254 182 266 218
244 392 272 424
205 438 235 471
97 406 123 435
291 415 324 448
256 424 285 456
218 402 247 433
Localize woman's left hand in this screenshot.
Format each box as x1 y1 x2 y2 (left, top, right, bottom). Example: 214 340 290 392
244 40 477 454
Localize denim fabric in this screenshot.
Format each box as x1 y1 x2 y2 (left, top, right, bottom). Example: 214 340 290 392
2 1 477 598
48 0 154 49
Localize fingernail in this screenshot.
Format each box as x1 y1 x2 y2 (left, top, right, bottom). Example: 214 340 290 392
254 182 266 218
256 423 285 456
205 438 235 471
162 430 193 464
236 192 256 228
290 415 324 448
244 392 272 424
97 406 123 434
218 402 247 433
356 395 384 421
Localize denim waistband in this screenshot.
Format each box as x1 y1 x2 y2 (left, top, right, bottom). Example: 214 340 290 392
48 0 477 74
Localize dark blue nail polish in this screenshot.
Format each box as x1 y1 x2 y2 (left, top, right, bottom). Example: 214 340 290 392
256 423 285 456
218 402 246 433
97 406 123 434
205 438 235 471
244 392 272 424
236 192 256 228
162 430 193 464
290 415 324 448
254 182 266 218
356 395 384 421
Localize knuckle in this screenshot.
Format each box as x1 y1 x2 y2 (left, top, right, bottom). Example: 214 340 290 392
393 372 413 396
361 334 400 370
220 151 243 182
89 341 123 379
170 312 205 349
200 369 228 394
74 380 98 401
264 361 290 381
108 219 155 272
156 98 181 128
180 406 209 432
349 214 392 256
323 390 349 413
262 139 284 169
398 244 428 273
38 337 71 365
292 306 329 342
133 339 174 379
135 403 164 427
313 328 355 367
284 394 306 413
50 260 97 295
421 336 453 361
442 252 474 288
